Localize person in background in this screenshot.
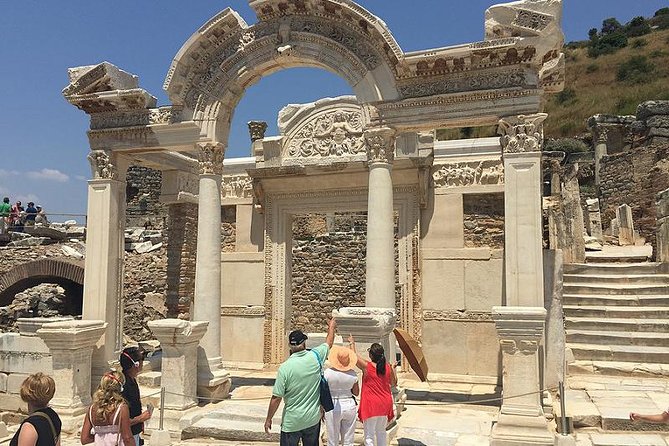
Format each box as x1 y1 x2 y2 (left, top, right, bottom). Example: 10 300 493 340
34 205 48 226
348 336 396 446
120 347 151 446
10 200 23 231
630 409 669 424
24 202 37 226
0 197 10 234
265 319 337 446
10 372 61 446
324 345 359 446
80 371 135 446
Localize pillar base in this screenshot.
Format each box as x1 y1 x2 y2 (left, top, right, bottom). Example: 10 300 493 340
491 413 554 446
50 405 87 434
197 369 232 403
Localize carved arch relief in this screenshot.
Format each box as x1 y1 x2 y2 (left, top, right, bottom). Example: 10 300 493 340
163 3 402 142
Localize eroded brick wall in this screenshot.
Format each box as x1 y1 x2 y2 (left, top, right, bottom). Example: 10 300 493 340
463 193 505 249
600 144 669 253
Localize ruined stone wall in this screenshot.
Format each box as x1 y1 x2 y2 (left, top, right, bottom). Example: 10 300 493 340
291 213 367 332
600 144 669 252
463 194 505 249
126 166 166 229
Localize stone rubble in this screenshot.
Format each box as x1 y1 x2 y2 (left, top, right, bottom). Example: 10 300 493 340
0 284 78 332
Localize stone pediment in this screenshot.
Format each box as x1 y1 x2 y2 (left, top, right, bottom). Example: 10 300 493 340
63 62 139 96
278 96 366 165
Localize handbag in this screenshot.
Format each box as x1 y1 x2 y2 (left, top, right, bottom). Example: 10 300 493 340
311 349 334 412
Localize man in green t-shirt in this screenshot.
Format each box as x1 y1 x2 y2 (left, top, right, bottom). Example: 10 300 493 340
265 318 336 446
0 197 11 234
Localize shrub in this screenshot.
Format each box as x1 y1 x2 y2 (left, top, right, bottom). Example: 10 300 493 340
650 49 666 58
616 55 655 83
544 138 589 154
655 7 669 16
556 88 577 105
586 63 599 73
601 18 623 35
625 16 651 37
631 38 648 48
588 31 628 57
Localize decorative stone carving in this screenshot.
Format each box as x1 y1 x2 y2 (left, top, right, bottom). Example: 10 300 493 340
87 150 117 180
248 121 268 142
220 305 265 317
364 127 396 164
222 175 253 198
499 113 547 153
423 310 493 322
197 143 225 175
432 160 504 188
596 127 609 144
399 69 527 99
512 9 552 32
287 110 364 158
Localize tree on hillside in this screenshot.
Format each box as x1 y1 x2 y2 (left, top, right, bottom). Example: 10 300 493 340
625 16 651 37
601 18 622 34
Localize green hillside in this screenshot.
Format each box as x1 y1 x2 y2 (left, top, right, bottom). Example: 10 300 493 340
544 12 669 138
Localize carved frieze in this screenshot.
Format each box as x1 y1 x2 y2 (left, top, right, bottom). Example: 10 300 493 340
512 9 552 32
89 107 183 130
432 160 504 188
222 175 253 198
87 150 117 180
499 338 540 355
423 310 493 322
399 69 527 99
364 127 396 164
220 305 265 317
196 143 225 175
285 109 365 158
499 113 548 154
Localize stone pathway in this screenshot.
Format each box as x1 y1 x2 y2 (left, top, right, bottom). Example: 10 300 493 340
562 375 669 433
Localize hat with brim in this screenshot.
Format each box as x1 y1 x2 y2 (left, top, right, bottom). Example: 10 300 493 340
328 345 357 372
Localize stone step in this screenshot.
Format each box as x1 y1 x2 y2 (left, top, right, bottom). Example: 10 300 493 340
565 262 665 276
563 294 669 306
567 360 669 377
567 343 669 364
584 247 652 263
565 317 669 332
566 330 669 347
563 283 669 295
564 274 669 286
181 404 281 443
563 305 669 319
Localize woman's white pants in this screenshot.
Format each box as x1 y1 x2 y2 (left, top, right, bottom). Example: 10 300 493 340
324 398 357 446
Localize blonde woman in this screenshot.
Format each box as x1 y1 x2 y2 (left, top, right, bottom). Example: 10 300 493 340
80 372 135 446
10 373 61 446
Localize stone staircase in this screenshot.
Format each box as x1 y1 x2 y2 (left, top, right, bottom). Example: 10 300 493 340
564 261 669 377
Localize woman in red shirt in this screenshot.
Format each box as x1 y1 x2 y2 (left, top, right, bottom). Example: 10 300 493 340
348 336 396 446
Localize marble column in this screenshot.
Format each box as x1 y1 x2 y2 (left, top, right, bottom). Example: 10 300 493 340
148 319 207 410
491 307 553 445
36 320 107 433
364 127 397 308
499 114 547 307
657 188 669 263
193 142 231 400
594 127 608 186
83 150 127 382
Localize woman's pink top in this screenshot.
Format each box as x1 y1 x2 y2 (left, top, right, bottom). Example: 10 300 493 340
358 362 394 422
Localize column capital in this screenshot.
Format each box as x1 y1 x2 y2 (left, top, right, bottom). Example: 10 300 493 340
196 142 225 175
148 319 208 348
37 320 107 350
364 127 396 165
498 114 547 154
87 150 118 180
491 306 546 348
596 126 609 144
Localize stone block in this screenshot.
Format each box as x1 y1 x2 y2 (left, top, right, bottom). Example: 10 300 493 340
616 204 634 246
422 259 465 310
636 100 669 121
138 371 161 387
0 374 7 393
221 313 264 365
6 373 30 395
464 259 503 311
422 193 464 248
0 392 27 413
657 188 669 219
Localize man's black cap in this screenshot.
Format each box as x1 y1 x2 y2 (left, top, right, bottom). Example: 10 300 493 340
288 330 308 346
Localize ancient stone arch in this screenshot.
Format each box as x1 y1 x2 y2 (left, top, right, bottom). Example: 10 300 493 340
163 1 403 143
0 258 85 306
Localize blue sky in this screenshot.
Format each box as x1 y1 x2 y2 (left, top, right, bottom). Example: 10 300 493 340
0 1 666 221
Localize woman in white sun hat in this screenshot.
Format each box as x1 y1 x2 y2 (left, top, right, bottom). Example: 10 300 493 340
324 345 359 446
